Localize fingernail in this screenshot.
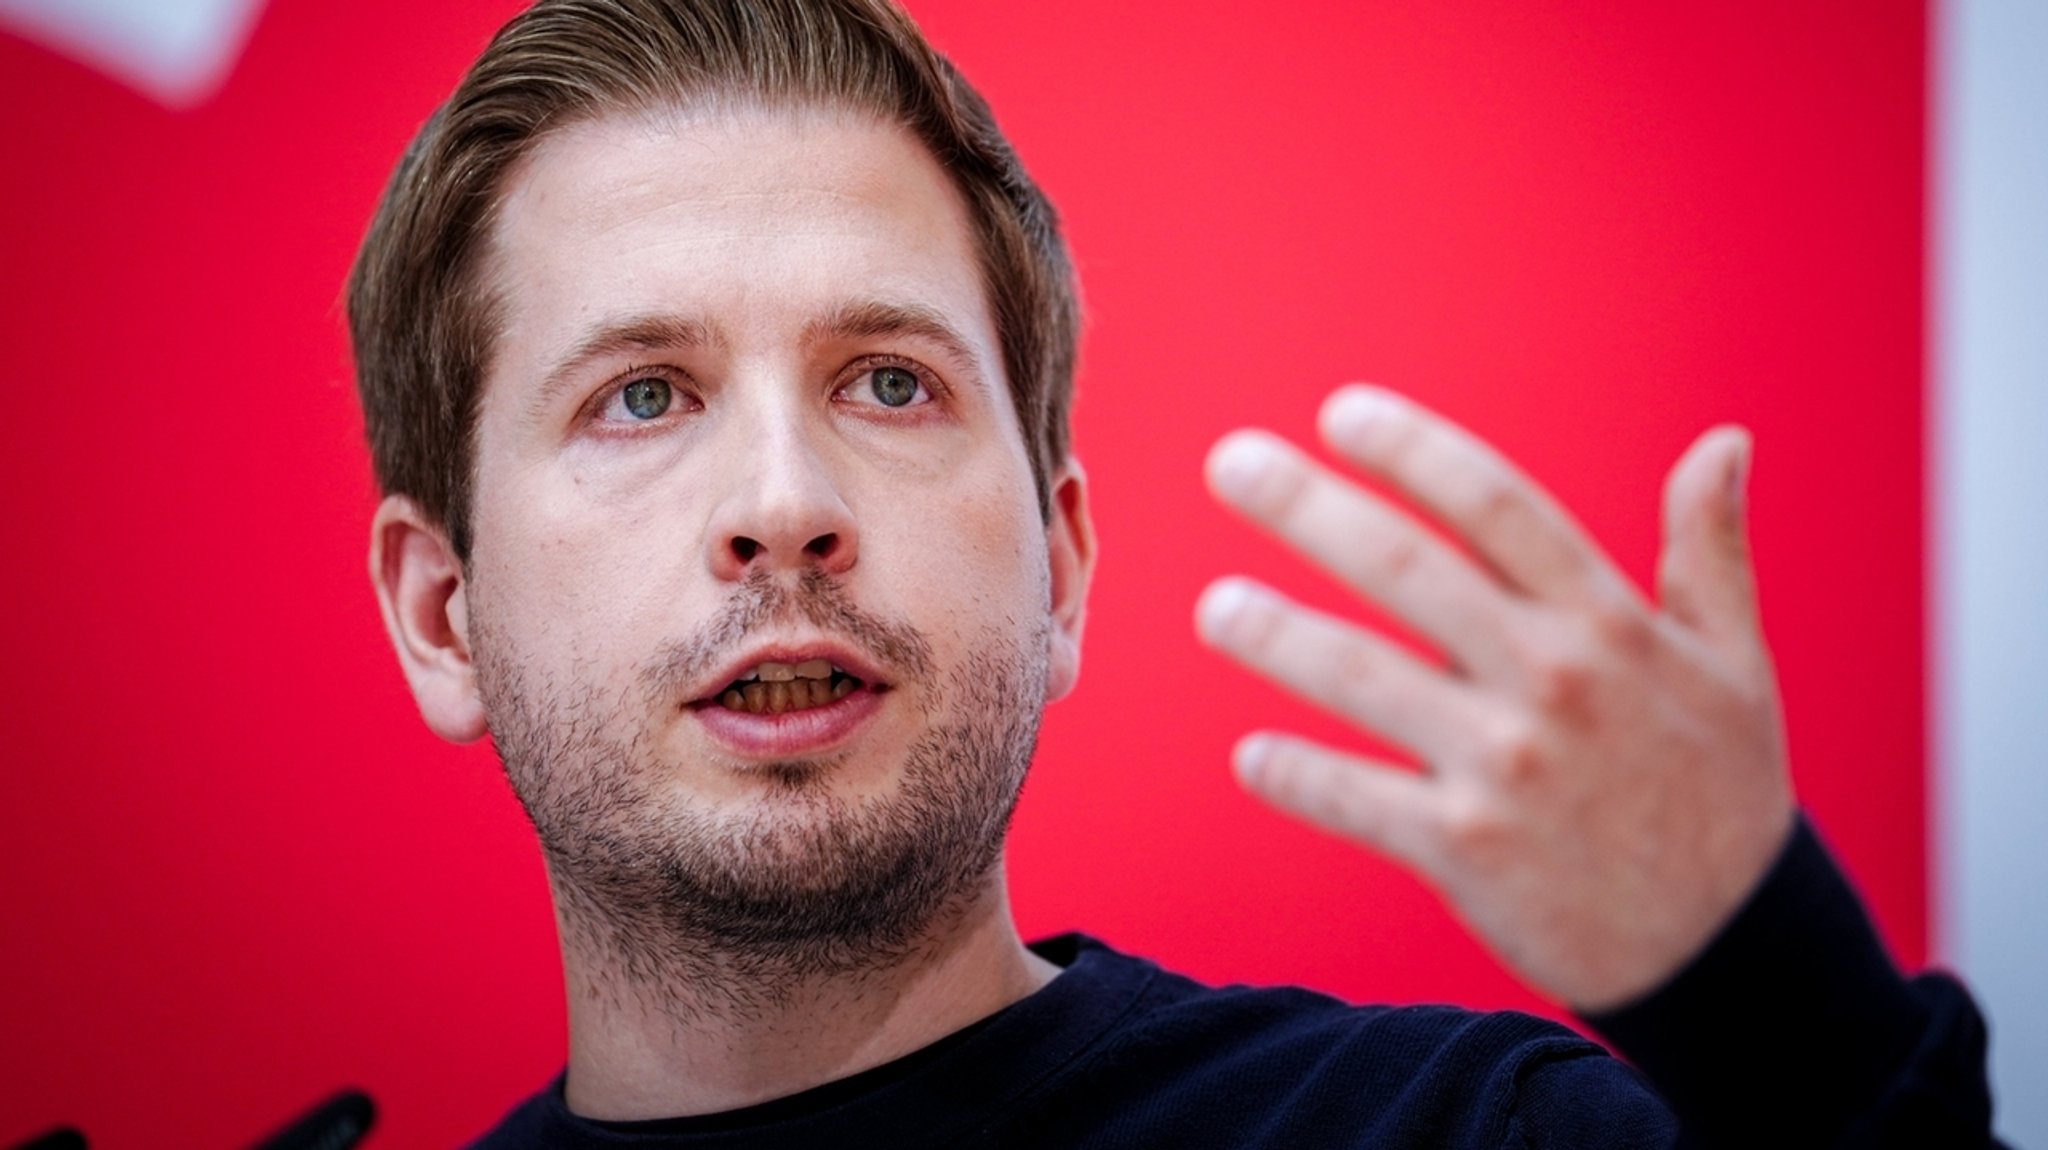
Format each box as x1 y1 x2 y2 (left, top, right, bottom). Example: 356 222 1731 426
1195 578 1255 641
1322 387 1392 447
1726 430 1753 509
1208 433 1277 502
1233 734 1272 786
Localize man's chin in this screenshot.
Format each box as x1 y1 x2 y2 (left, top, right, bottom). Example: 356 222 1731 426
543 774 995 947
482 619 1044 986
715 755 842 796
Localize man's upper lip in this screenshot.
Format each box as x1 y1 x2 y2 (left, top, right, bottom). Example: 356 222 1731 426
686 640 888 703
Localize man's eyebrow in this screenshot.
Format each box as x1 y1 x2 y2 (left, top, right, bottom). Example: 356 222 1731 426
529 314 717 418
802 300 989 381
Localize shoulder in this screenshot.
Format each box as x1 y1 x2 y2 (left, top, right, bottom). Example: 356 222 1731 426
1009 936 1674 1149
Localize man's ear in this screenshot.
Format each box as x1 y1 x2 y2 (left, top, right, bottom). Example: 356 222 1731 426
1043 460 1097 703
369 495 488 743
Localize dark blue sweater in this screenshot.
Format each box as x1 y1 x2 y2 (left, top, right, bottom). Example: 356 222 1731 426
467 821 1998 1148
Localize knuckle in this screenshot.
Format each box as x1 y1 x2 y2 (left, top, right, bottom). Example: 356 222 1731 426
1475 714 1549 785
1589 599 1655 660
1465 478 1525 539
1508 613 1628 726
1727 663 1782 718
1528 654 1595 720
1328 642 1383 706
1371 532 1427 586
1262 744 1326 807
1434 787 1511 860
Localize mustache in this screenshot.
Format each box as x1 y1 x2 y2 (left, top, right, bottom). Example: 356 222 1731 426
642 568 934 700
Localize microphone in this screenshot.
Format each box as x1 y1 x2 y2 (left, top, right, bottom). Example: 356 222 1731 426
8 1130 85 1150
251 1089 375 1150
4 1089 374 1150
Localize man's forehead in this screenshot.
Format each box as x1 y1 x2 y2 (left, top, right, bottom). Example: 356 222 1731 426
481 102 1001 372
490 104 975 275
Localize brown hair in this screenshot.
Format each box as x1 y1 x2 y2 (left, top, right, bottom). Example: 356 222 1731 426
346 0 1077 559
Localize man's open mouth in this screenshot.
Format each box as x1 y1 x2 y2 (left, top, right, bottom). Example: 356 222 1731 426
713 659 865 715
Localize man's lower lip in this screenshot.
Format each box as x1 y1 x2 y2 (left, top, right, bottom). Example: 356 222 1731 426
689 688 884 757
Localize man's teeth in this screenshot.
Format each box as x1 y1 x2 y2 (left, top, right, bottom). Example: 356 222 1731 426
718 663 859 714
742 659 834 683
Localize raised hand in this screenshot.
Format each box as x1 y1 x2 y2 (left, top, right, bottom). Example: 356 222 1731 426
1195 385 1796 1012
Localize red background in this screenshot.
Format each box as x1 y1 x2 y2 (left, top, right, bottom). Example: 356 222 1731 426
0 1 1928 1145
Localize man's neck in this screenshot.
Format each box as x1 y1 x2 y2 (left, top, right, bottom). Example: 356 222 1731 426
554 864 1058 1121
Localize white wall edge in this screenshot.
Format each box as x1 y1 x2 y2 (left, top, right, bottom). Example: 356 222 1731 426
1932 0 2048 1144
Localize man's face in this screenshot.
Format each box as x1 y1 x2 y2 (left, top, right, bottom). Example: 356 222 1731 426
444 103 1087 965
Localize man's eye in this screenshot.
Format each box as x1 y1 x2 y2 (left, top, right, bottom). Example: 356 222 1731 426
854 365 928 408
619 377 672 420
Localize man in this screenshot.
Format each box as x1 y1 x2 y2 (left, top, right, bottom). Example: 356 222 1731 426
347 0 1996 1145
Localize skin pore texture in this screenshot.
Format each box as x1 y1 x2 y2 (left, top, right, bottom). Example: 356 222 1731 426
371 102 1092 1119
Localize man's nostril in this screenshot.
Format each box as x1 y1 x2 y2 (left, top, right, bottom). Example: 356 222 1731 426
732 537 762 562
805 533 838 559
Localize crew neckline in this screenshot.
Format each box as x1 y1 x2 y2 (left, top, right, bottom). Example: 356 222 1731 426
502 934 1155 1147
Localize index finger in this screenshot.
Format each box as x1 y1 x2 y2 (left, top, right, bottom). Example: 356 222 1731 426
1206 430 1518 677
1319 386 1642 612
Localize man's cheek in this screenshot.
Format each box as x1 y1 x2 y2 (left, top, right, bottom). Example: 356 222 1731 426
510 495 704 587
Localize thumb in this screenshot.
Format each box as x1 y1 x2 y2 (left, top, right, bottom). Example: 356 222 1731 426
1657 426 1760 648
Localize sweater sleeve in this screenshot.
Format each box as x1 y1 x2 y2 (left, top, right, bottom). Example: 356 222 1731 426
1580 816 2002 1148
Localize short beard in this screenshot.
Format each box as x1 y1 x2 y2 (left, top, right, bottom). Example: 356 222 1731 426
472 570 1045 1020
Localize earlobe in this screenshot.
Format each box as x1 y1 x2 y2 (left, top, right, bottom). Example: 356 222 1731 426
369 496 489 743
1042 461 1097 703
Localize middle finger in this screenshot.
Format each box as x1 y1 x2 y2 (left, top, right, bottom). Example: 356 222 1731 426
1208 429 1517 679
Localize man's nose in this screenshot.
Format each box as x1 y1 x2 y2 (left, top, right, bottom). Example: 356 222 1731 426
703 412 859 582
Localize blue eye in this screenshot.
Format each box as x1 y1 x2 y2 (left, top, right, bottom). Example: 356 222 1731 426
621 377 671 419
847 364 937 409
871 366 920 407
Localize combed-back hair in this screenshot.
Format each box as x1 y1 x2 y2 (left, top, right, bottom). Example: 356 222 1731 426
347 0 1077 558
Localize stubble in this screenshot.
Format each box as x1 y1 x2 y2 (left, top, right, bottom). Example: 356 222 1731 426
471 569 1046 1018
